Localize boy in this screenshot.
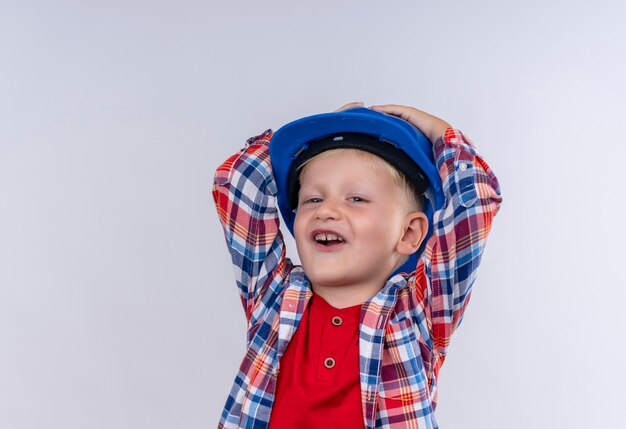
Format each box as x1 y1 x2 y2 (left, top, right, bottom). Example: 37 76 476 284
212 103 502 428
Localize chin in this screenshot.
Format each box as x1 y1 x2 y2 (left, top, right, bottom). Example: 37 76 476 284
302 267 349 287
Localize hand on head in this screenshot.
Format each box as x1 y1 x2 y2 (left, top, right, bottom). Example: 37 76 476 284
334 102 451 144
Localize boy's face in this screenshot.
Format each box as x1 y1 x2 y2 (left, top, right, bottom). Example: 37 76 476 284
293 149 423 295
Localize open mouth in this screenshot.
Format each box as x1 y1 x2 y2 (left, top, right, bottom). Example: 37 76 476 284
313 233 345 247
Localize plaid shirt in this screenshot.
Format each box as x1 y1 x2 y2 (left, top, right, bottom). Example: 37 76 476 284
212 128 502 429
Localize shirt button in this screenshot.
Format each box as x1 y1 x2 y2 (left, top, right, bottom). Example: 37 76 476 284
324 357 336 369
459 162 468 171
331 316 343 326
450 138 459 144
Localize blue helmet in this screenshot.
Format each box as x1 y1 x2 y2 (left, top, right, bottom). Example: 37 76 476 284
269 107 444 275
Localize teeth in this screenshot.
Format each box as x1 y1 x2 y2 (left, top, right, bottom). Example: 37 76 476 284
314 233 344 242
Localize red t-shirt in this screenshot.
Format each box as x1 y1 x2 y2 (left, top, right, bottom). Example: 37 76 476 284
268 294 365 429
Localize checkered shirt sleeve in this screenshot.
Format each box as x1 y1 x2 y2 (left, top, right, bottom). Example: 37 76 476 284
212 130 291 329
422 128 502 376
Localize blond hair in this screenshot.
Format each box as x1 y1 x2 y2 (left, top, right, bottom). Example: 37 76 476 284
298 148 424 212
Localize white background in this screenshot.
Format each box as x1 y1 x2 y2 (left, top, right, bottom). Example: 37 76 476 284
1 1 625 428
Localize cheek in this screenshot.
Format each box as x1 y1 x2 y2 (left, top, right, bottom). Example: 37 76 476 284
293 211 306 240
293 212 311 260
357 213 400 244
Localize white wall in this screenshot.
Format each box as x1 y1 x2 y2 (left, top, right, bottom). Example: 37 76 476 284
1 1 624 428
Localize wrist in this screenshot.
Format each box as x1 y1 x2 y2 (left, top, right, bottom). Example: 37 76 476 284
426 121 452 144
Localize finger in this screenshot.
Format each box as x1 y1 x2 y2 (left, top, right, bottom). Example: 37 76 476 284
370 104 450 143
371 104 442 128
334 101 364 112
370 104 423 122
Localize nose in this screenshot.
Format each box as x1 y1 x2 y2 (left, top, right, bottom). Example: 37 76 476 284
315 198 341 221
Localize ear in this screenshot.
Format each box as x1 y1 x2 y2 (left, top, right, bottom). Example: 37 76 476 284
396 212 429 256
